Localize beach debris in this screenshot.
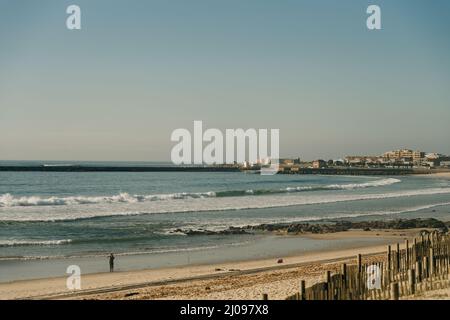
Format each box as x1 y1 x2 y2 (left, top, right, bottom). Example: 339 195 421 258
124 292 139 297
277 258 284 264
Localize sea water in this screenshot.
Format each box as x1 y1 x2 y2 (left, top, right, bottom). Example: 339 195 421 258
1 161 450 281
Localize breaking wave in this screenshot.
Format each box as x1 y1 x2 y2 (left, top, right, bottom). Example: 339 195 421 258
0 178 400 208
0 239 72 247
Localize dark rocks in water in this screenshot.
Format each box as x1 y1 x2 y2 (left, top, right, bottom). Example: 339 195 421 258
177 218 449 237
350 218 447 231
184 229 215 236
251 218 449 235
250 222 349 234
181 227 251 236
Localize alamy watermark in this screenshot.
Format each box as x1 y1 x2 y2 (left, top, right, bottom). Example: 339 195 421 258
66 5 81 30
367 5 381 30
170 121 280 175
66 265 81 290
366 264 382 290
64 4 381 31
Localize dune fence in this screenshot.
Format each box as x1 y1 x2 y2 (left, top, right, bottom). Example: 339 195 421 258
277 231 450 300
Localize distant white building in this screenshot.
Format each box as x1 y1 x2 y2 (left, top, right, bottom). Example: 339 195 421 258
440 161 450 167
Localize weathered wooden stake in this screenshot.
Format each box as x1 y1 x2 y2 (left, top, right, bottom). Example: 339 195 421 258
415 261 422 283
325 271 331 300
429 248 435 277
387 245 392 271
390 283 399 300
300 280 306 301
408 269 416 295
405 239 410 268
423 256 429 278
341 263 347 287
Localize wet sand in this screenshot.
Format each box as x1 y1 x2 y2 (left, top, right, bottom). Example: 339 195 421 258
420 172 450 179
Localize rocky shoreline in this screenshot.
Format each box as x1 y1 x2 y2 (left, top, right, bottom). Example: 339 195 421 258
173 218 450 236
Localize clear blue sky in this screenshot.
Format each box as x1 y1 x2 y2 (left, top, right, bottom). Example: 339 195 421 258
1 0 449 161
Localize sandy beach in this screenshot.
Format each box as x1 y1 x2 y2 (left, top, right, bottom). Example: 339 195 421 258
419 172 450 179
0 229 422 300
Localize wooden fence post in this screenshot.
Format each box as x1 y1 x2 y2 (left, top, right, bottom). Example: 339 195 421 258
341 263 347 287
413 238 418 267
408 269 415 295
341 263 347 300
300 280 306 301
357 254 362 273
423 256 429 279
405 239 410 268
390 283 399 300
415 261 422 283
325 271 331 300
387 245 392 270
429 248 435 277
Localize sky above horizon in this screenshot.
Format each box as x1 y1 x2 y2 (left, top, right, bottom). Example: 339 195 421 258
1 0 450 161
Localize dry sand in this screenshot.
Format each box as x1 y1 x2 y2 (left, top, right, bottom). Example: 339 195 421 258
0 230 420 300
404 287 450 300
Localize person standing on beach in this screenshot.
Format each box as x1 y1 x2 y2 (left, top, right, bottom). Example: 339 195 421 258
109 253 115 272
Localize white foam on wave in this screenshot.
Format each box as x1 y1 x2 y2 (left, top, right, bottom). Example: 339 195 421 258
1 186 450 222
0 191 217 207
0 239 72 247
284 178 401 192
0 178 400 208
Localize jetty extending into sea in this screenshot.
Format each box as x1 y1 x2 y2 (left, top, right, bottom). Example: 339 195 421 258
0 165 441 175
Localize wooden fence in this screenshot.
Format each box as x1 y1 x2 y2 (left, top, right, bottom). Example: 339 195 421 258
279 232 450 300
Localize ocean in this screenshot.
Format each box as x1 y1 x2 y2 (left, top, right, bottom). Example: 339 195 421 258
1 161 450 281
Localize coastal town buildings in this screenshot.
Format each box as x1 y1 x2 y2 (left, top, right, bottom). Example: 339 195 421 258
239 149 449 171
344 149 449 168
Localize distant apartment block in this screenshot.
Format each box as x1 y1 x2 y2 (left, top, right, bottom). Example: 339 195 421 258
280 158 301 166
312 159 327 169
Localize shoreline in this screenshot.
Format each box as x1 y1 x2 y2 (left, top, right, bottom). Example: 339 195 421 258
0 229 424 300
419 172 450 179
